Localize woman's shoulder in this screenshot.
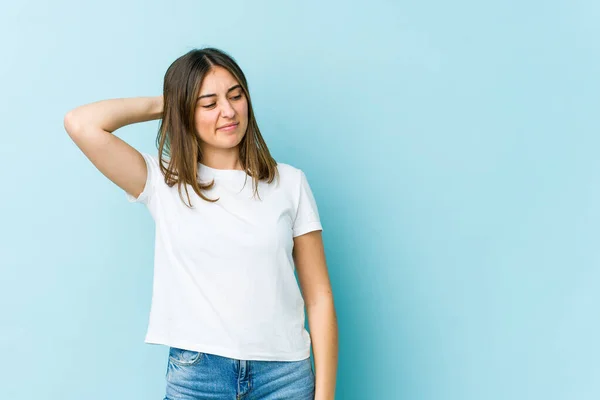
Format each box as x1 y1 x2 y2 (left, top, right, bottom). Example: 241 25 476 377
275 161 305 180
272 161 314 193
270 161 303 188
275 161 299 173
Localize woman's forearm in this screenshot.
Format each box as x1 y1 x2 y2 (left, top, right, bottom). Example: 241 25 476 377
307 297 339 400
65 96 163 134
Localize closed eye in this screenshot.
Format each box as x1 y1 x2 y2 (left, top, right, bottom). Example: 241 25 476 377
202 94 244 109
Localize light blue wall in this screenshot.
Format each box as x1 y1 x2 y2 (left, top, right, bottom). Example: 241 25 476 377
1 0 598 399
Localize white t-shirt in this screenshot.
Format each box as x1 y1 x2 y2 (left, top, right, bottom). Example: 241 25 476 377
124 152 323 361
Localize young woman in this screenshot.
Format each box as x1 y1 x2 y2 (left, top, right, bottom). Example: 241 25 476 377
64 47 338 399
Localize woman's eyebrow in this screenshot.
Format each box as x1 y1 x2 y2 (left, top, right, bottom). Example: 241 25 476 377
198 84 242 100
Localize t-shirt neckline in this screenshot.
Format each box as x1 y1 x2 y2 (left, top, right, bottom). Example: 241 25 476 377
198 162 249 180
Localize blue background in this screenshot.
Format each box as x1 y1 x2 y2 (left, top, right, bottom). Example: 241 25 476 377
1 0 599 399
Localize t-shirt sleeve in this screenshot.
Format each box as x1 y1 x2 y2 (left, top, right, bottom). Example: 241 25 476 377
125 152 159 205
292 170 323 237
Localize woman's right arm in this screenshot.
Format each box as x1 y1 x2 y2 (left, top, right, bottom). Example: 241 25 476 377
63 96 163 199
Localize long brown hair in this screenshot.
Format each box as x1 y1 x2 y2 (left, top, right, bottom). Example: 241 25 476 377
155 47 278 208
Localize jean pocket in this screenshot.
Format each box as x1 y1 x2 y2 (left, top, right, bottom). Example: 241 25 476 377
168 347 203 366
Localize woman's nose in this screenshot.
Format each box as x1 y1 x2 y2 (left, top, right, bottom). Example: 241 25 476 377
220 101 235 118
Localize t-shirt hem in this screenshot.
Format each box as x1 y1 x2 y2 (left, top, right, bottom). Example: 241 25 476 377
144 334 311 362
293 222 323 238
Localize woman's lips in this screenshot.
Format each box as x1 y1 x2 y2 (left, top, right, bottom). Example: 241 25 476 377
217 123 239 131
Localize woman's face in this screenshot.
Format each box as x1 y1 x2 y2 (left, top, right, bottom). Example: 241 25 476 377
194 66 249 152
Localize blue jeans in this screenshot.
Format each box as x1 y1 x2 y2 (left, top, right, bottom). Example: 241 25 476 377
164 346 315 399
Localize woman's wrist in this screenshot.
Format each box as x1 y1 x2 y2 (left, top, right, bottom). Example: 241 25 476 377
149 95 164 120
